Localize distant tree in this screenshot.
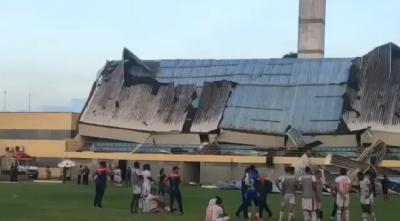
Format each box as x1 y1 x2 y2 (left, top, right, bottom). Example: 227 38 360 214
282 52 298 58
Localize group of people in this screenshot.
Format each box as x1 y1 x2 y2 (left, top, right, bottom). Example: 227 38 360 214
92 161 184 215
234 164 383 221
275 166 324 221
77 165 90 185
235 165 274 221
130 162 184 214
91 160 388 221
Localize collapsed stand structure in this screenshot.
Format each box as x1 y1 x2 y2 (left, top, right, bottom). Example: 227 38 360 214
65 43 400 184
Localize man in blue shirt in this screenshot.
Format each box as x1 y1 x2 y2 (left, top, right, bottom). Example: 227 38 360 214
243 165 261 221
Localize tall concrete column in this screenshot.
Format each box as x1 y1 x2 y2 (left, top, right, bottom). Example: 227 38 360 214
298 0 326 58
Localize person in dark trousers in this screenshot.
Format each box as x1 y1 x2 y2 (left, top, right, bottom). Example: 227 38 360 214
235 167 250 218
158 168 166 196
130 162 142 214
62 166 68 184
83 166 90 185
93 161 113 208
10 162 18 182
165 166 183 215
257 176 273 219
66 167 71 181
242 165 260 220
46 166 51 180
108 164 114 182
330 184 338 219
381 175 390 202
77 165 83 184
366 171 376 197
126 166 132 187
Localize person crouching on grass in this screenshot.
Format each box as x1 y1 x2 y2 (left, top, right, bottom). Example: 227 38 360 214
206 196 230 221
93 161 113 208
143 187 166 213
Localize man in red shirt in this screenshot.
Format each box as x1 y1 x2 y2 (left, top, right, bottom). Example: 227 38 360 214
93 161 113 208
165 166 183 215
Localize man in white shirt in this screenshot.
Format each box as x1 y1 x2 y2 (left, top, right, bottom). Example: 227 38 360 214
277 166 297 221
206 196 230 221
335 168 352 221
143 188 166 213
357 172 376 221
298 167 317 221
141 164 153 197
314 170 324 221
130 162 142 214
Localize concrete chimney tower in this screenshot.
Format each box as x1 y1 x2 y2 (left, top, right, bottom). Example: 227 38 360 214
298 0 326 58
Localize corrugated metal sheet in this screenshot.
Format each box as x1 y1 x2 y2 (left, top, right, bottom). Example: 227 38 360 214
190 81 232 132
81 61 197 132
153 58 353 134
154 58 351 86
344 43 400 132
220 84 348 134
81 47 355 135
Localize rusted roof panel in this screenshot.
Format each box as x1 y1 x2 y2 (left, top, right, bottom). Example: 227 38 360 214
81 61 197 132
91 42 400 137
190 81 232 133
344 43 400 132
81 51 355 135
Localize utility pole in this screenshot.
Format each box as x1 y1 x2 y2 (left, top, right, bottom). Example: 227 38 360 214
3 90 6 111
28 93 31 112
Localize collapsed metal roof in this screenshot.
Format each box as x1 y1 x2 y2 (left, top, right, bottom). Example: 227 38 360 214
344 43 400 132
80 43 400 137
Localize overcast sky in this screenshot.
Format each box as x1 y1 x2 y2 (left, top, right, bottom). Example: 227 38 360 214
0 0 399 111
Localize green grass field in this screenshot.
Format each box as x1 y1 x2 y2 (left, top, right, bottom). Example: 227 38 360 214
0 182 398 221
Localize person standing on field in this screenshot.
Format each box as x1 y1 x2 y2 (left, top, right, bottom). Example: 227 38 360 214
257 176 273 219
83 166 90 185
93 161 113 208
235 167 250 218
381 175 390 202
141 164 153 198
242 165 260 221
358 172 376 221
77 165 83 185
314 170 324 221
130 162 142 214
126 166 132 187
62 166 68 183
277 166 297 221
46 166 51 180
335 168 352 221
158 168 166 197
165 166 184 215
298 166 317 221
